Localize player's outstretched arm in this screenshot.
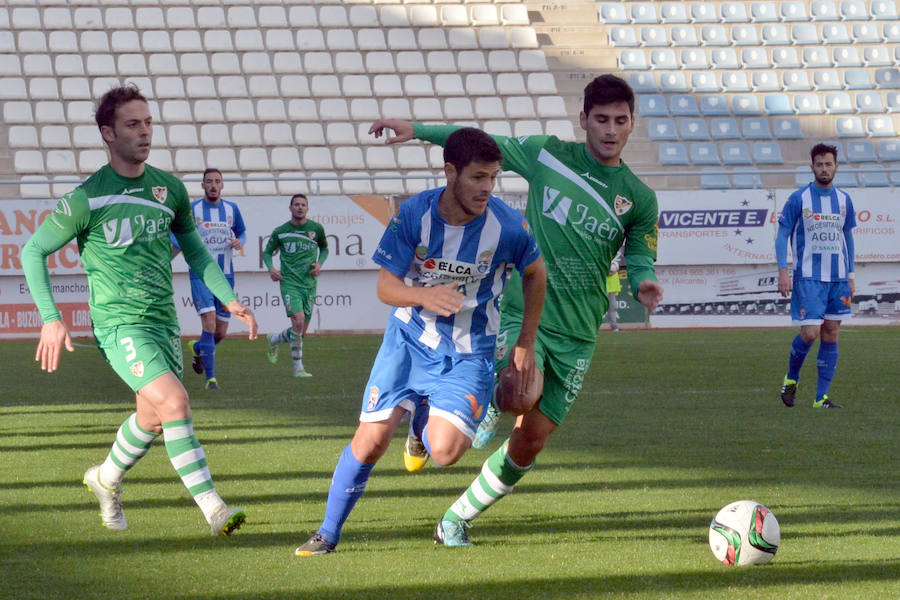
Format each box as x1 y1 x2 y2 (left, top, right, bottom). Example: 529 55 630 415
226 300 258 340
369 119 415 144
36 320 74 373
637 280 664 313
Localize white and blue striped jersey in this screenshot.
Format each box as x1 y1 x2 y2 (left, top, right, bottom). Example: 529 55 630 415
374 187 540 358
174 198 247 278
778 183 856 282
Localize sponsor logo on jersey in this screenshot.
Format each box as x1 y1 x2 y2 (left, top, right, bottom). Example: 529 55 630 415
103 218 134 247
645 224 658 252
579 172 608 188
614 195 632 216
55 197 72 217
414 245 428 261
122 187 143 195
422 258 475 277
542 185 619 243
367 385 379 412
466 394 483 420
521 220 531 235
152 186 168 204
389 216 400 231
130 361 145 378
840 295 852 307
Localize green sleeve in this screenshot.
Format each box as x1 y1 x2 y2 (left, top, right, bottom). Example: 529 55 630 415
413 122 546 178
623 190 660 297
262 230 278 270
625 254 657 297
175 229 238 305
317 224 329 264
22 193 90 323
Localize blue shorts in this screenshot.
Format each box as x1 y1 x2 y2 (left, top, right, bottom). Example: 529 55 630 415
190 274 234 320
360 319 495 440
791 279 852 325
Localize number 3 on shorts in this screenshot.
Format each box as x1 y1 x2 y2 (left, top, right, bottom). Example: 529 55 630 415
120 336 136 362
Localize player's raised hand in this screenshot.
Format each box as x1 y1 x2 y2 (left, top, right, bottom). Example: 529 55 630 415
36 319 74 373
369 119 414 144
637 280 664 313
421 283 465 317
227 300 258 340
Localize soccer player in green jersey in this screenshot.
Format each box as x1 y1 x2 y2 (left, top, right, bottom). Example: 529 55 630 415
263 194 329 377
21 85 258 536
370 74 664 546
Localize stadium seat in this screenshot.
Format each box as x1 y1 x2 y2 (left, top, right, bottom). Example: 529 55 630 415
669 26 698 46
630 3 659 24
637 94 668 116
201 124 231 147
885 22 900 43
852 23 881 44
691 72 720 93
858 166 890 187
773 118 803 139
640 26 668 47
41 125 72 148
839 0 867 19
886 92 900 112
680 49 708 70
875 68 900 89
823 23 852 44
629 72 658 93
833 47 863 68
721 72 751 93
752 71 781 92
546 120 576 141
619 49 648 70
877 140 900 161
658 143 689 165
731 25 760 46
710 117 741 139
536 96 566 118
721 2 750 22
388 29 419 51
700 168 731 189
710 48 740 69
803 47 832 68
474 97 505 119
846 141 878 162
762 24 790 45
750 2 779 22
49 31 78 54
456 50 487 73
794 93 824 114
444 97 474 120
720 142 753 165
231 123 261 147
835 116 865 137
781 2 809 21
742 117 774 139
700 25 730 46
772 48 802 69
649 49 677 70
793 166 812 187
326 123 357 146
752 142 783 164
691 3 719 23
811 1 840 20
863 46 892 67
488 51 518 72
610 26 639 47
506 96 536 119
834 171 858 187
782 70 812 91
659 72 689 93
741 48 770 69
843 69 873 89
669 94 700 116
814 70 842 90
871 0 899 19
8 125 37 149
519 50 549 72
660 3 689 24
690 143 721 164
855 92 885 113
648 119 678 141
680 119 710 141
497 73 527 95
701 95 731 116
466 74 495 96
598 4 628 24
513 120 544 138
867 116 896 137
732 168 764 189
287 99 317 122
483 120 513 137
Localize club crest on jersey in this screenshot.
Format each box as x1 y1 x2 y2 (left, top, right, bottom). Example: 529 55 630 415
614 195 633 216
477 250 493 274
466 394 483 420
130 361 145 378
367 386 379 411
152 186 168 204
308 231 316 240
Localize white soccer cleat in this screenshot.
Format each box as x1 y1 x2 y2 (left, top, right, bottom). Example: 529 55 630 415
83 465 127 530
209 506 246 536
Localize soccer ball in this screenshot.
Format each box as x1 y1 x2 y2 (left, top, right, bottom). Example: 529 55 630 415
708 500 780 566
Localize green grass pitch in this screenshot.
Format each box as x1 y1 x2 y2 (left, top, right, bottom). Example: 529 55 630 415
1 327 897 599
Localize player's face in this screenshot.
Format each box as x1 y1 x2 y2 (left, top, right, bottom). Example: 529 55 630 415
101 100 152 166
290 196 308 221
811 153 837 188
447 160 501 219
202 172 223 202
580 101 634 167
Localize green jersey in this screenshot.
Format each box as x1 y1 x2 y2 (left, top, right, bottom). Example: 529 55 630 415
22 163 237 328
415 124 658 342
263 220 328 289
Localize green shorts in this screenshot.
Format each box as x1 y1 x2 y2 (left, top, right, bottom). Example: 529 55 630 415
94 323 183 392
280 282 315 320
494 312 595 426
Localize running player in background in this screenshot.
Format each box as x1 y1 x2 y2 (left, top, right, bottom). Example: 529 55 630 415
294 127 545 556
263 194 328 378
777 143 856 409
172 167 247 390
370 73 663 547
21 85 257 536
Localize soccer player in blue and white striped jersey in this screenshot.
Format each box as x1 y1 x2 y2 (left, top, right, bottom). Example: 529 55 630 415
776 143 856 409
294 127 546 556
172 168 247 390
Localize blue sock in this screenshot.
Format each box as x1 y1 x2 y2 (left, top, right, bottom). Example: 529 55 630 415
411 404 433 456
318 445 374 545
815 341 839 400
197 331 216 380
787 335 812 381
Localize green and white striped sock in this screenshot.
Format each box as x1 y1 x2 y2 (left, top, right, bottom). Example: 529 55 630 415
291 335 304 371
162 417 225 522
99 413 158 488
443 439 533 523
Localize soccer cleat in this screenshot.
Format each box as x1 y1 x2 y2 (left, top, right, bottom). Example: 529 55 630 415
205 378 219 390
403 423 429 472
191 343 204 375
209 506 246 536
295 532 336 556
266 334 278 365
813 395 843 409
434 519 472 547
780 377 797 407
292 369 313 378
83 465 127 530
471 399 501 450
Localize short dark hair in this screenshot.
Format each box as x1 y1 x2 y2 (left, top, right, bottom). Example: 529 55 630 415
583 74 635 115
290 193 308 205
443 127 503 172
95 84 147 130
810 143 838 163
203 168 222 179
